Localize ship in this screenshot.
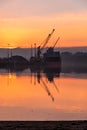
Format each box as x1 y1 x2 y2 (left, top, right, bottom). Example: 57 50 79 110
43 47 61 71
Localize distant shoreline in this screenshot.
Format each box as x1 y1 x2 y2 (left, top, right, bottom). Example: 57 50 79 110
0 46 87 59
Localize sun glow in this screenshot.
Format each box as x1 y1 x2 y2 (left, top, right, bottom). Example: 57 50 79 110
0 14 87 48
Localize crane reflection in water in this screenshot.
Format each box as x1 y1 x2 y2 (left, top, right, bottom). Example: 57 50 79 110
29 66 60 102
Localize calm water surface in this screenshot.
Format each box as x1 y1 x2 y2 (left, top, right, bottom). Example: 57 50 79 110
0 69 87 120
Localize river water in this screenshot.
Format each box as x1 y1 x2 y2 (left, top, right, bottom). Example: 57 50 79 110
0 69 87 121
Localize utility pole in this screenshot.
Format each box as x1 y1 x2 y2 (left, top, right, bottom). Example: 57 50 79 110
31 44 32 57
11 48 12 57
8 43 10 59
34 43 36 57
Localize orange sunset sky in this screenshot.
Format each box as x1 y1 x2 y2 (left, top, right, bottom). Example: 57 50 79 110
0 0 87 48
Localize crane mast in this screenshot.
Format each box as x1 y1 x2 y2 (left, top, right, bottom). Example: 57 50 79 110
36 29 55 60
41 29 55 50
53 37 60 48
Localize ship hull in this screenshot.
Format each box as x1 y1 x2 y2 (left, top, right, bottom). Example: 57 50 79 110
45 61 61 69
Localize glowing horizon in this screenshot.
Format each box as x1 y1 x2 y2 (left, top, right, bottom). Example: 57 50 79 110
0 0 87 48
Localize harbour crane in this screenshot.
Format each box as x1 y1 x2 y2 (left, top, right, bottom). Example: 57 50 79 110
37 29 55 59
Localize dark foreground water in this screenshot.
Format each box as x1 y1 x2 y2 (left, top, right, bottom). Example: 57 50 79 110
0 121 87 130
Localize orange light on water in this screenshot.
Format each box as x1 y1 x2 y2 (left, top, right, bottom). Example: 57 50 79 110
0 73 87 120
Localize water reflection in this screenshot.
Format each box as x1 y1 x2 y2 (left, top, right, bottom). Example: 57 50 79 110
0 68 87 120
28 68 60 102
0 68 60 102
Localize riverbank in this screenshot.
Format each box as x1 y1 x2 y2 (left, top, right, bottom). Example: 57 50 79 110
0 121 87 130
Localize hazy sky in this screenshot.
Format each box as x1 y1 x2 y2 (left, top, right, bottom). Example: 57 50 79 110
0 0 87 17
0 0 87 47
